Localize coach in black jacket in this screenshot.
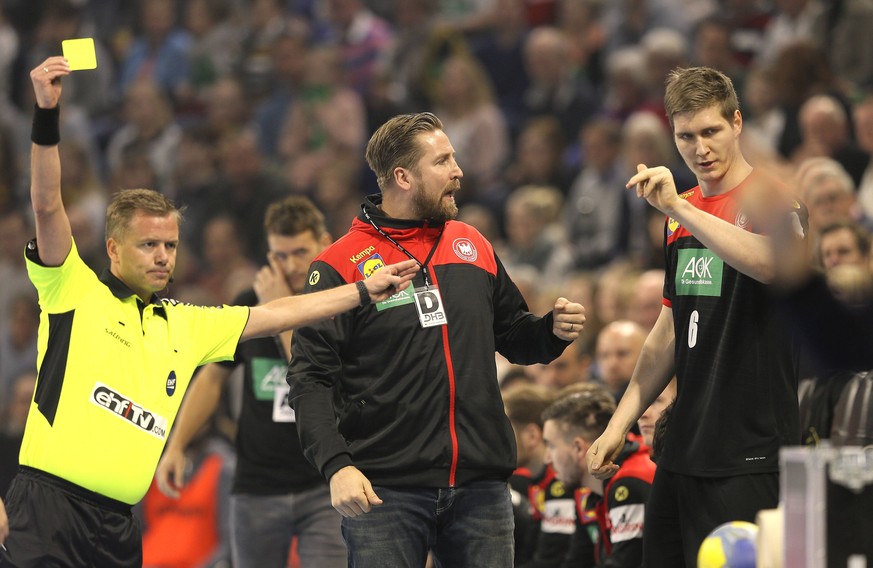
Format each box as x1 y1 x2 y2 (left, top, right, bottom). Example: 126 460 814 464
287 112 586 568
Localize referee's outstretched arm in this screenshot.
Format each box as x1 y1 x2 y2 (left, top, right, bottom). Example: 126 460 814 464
242 259 418 340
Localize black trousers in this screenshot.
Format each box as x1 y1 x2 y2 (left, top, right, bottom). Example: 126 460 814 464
1 467 142 568
642 467 778 568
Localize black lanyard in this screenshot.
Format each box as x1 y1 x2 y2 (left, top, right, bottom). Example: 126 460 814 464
361 204 443 288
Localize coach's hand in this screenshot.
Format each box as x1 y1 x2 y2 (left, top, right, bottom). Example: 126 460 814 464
329 466 383 517
552 297 586 341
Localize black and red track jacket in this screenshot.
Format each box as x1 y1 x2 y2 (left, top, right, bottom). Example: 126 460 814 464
287 194 572 487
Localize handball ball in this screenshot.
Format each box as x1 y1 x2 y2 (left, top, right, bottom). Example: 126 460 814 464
697 521 758 568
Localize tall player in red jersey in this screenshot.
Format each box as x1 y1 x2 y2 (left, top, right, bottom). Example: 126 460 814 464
587 66 807 568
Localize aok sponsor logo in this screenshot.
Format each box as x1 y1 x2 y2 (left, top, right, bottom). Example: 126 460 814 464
252 357 288 401
375 286 414 311
91 383 168 440
676 249 724 296
681 255 715 284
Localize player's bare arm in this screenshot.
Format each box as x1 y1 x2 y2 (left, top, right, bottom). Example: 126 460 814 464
588 305 675 479
627 163 777 283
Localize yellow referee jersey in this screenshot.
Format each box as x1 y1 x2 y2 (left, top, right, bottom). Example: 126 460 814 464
21 239 249 504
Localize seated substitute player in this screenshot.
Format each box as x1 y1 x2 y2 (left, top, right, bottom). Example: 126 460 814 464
543 387 656 567
504 383 576 568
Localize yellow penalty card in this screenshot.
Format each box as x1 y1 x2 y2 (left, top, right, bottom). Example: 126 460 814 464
62 38 97 71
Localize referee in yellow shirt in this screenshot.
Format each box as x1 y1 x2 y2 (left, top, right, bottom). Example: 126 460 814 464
0 57 417 568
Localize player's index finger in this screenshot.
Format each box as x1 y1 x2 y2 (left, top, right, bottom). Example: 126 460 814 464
62 38 98 71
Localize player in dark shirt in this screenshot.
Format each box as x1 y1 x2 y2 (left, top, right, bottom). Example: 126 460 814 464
587 66 807 567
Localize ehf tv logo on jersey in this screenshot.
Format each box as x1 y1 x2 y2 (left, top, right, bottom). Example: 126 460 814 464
91 382 168 439
452 238 477 262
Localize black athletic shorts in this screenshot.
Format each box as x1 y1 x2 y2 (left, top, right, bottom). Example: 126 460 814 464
641 467 778 568
1 466 142 568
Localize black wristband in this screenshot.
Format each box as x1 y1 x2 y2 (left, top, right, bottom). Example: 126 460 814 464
356 279 371 306
31 104 60 146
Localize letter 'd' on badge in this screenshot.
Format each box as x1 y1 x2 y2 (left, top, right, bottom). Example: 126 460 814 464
414 287 448 328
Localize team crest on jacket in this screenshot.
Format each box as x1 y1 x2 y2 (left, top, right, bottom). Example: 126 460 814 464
452 238 477 262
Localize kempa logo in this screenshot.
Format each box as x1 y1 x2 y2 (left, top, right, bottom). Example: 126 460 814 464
91 383 168 440
676 249 723 296
349 245 376 263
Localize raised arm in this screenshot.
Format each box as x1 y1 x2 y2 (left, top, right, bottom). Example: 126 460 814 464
662 197 773 282
627 164 776 283
241 259 419 340
29 57 72 267
587 305 676 478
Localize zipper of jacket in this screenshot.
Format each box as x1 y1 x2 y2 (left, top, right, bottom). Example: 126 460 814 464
428 261 459 487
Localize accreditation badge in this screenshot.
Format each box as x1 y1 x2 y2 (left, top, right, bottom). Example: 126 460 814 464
272 382 296 423
414 286 447 328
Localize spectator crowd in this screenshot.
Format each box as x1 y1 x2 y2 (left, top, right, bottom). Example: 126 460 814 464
4 0 873 566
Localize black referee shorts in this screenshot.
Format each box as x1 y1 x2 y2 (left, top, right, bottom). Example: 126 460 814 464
1 466 142 568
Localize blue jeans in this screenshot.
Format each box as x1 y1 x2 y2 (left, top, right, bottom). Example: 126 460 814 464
342 480 514 568
230 485 346 568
